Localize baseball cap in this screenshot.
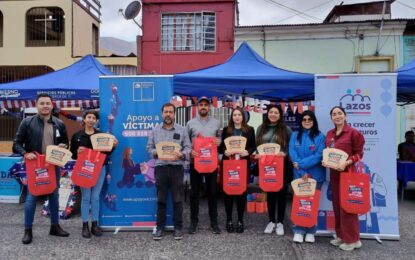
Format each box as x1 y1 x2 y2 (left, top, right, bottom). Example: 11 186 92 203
197 96 210 104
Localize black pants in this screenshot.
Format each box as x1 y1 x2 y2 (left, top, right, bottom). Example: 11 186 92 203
267 158 292 223
155 165 184 230
190 164 218 226
267 185 287 223
224 192 247 223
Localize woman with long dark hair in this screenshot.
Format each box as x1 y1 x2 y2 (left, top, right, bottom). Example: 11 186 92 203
219 107 255 233
255 104 291 236
289 110 325 243
117 147 141 188
323 106 365 251
70 110 118 238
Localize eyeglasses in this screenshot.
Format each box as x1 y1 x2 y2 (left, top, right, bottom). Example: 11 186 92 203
302 118 313 122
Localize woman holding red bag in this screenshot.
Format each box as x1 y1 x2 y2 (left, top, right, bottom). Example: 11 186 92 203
219 107 255 233
289 110 325 243
255 104 291 236
323 106 365 251
70 110 118 238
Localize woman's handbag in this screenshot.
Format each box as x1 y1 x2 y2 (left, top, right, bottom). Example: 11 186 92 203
258 155 284 192
291 190 321 228
340 157 371 214
71 148 106 188
222 159 247 195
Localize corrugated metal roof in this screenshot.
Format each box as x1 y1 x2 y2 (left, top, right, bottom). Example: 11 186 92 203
236 18 415 29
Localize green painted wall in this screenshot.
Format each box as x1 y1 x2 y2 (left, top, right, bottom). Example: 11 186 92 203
236 35 402 73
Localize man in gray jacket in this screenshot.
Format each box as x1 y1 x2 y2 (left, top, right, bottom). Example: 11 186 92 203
186 97 221 234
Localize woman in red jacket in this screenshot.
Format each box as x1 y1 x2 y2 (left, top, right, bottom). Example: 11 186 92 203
323 106 365 251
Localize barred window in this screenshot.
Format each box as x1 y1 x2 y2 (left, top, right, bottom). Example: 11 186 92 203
0 11 3 47
26 7 65 47
161 12 216 52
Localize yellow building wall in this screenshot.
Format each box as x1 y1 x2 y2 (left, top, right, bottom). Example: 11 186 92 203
73 3 99 57
0 0 73 70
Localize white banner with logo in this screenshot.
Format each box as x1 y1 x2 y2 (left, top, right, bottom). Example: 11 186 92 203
315 74 399 240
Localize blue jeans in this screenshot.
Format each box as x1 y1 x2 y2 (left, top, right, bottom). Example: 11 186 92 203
292 181 323 235
80 167 106 222
24 167 60 229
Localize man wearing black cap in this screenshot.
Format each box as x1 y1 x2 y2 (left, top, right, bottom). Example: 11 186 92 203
186 96 221 234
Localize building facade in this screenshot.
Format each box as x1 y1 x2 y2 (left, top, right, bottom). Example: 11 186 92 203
235 19 410 74
139 0 236 74
235 1 415 74
0 0 136 83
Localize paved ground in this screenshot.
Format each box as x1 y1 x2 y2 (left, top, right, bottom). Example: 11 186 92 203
1 185 415 260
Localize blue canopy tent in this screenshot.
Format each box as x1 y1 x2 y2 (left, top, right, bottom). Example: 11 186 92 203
0 55 112 106
397 59 415 103
173 42 314 101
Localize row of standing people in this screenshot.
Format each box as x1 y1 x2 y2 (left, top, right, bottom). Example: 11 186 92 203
13 94 119 244
13 93 364 252
148 97 364 252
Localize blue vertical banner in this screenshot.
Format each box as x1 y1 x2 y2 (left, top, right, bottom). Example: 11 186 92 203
99 76 173 229
315 74 399 240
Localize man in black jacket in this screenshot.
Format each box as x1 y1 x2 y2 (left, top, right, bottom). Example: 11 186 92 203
13 93 70 244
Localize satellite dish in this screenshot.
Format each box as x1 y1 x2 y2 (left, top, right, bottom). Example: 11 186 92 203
125 1 141 20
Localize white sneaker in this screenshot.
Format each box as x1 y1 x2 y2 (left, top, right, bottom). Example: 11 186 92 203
339 241 362 251
330 237 343 247
305 234 315 243
293 233 304 243
276 222 284 236
264 222 275 234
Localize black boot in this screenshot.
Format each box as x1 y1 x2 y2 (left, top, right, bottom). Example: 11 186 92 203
236 221 244 233
226 221 234 233
49 224 70 237
22 229 32 245
82 222 91 238
91 221 103 237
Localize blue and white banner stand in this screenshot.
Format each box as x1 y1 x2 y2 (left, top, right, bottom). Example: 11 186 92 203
99 76 173 230
0 157 22 203
315 74 399 240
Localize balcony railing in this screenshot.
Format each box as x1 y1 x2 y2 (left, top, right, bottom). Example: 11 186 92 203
74 0 101 20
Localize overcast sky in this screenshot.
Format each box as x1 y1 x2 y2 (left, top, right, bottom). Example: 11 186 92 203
100 0 415 42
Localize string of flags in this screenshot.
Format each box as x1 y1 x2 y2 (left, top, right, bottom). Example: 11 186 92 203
171 95 314 114
57 110 83 122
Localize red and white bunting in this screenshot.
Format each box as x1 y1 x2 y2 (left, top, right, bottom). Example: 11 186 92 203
0 100 99 109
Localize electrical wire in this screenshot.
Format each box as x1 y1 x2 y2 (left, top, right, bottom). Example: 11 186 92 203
262 0 322 22
396 0 415 11
276 0 336 23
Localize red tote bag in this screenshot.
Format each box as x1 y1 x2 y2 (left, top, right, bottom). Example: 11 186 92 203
71 148 106 188
340 159 370 214
259 155 284 192
25 153 57 196
194 136 218 174
222 159 247 195
291 190 321 228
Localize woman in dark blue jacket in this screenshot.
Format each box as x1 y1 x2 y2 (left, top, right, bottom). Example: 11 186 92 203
289 110 325 244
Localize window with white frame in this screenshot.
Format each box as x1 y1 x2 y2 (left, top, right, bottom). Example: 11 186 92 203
161 12 216 52
26 7 65 47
